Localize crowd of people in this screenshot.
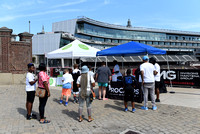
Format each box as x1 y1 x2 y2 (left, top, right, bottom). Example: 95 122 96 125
25 55 161 124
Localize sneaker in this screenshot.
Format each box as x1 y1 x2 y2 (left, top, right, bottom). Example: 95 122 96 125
65 102 68 106
132 108 136 113
59 100 63 104
152 106 157 111
31 114 37 119
141 106 148 110
155 99 160 102
124 108 128 112
26 114 31 120
73 100 76 103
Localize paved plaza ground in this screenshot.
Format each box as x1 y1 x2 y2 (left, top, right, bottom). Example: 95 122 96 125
0 85 200 134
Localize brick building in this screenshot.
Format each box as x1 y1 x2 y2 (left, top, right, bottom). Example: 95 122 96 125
0 27 33 74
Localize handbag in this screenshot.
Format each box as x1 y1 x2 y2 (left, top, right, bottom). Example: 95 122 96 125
90 91 93 103
35 87 46 98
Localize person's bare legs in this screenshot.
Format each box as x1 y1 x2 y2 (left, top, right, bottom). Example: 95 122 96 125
131 102 135 109
156 88 160 100
124 101 128 108
66 96 69 102
98 86 102 99
102 86 107 100
26 102 32 115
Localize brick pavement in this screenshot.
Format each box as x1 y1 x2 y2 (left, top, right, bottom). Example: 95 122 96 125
0 85 200 134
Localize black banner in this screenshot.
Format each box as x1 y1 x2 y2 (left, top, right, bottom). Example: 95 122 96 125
161 69 200 86
106 81 143 103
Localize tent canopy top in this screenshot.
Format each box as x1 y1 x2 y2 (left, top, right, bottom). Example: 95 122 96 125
96 41 166 56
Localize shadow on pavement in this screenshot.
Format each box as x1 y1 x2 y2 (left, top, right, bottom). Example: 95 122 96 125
62 109 80 121
104 100 142 111
17 107 39 118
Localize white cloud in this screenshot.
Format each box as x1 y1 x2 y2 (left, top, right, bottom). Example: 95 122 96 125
0 1 35 10
52 0 87 8
0 9 81 22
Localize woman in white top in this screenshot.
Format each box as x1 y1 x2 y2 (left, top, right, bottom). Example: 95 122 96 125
60 69 73 106
77 65 95 122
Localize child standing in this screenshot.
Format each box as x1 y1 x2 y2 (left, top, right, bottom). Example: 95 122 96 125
25 63 37 120
60 69 73 106
123 69 137 112
72 64 81 103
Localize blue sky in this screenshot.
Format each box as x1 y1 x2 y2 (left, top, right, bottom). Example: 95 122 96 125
0 0 200 35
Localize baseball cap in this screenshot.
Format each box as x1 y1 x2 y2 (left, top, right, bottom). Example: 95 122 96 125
142 56 149 61
27 63 34 68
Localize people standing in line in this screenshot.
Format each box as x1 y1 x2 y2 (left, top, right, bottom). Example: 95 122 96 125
123 69 137 112
140 56 157 111
60 69 73 106
96 61 112 100
77 66 95 122
38 63 51 124
25 63 37 120
72 64 81 103
149 57 161 102
113 60 122 77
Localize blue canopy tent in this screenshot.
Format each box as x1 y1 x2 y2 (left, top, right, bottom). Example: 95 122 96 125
96 41 166 56
95 41 172 87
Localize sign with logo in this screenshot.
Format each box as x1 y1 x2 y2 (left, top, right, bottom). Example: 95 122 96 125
161 69 200 86
106 81 143 103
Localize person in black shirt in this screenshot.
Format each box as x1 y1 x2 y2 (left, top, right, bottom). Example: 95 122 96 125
123 69 137 112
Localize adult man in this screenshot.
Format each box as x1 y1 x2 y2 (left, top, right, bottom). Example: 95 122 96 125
113 60 122 77
96 61 112 100
140 56 157 110
149 57 161 102
25 63 37 120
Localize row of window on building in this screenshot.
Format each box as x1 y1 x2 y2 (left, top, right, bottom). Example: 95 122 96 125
167 35 200 41
76 34 200 47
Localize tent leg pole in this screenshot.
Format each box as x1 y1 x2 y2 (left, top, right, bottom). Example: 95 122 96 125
61 58 64 68
94 57 97 73
47 58 48 75
166 54 173 89
106 56 107 66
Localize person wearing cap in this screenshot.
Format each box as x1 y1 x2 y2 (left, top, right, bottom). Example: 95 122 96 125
140 56 157 111
149 57 161 102
25 63 37 120
77 65 95 122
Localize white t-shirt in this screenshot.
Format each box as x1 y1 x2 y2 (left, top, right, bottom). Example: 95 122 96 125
77 73 95 91
140 62 155 83
88 71 95 77
154 63 160 82
26 72 36 92
114 64 122 77
62 73 73 84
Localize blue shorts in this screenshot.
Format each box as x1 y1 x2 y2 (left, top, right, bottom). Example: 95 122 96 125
62 83 71 89
98 82 108 87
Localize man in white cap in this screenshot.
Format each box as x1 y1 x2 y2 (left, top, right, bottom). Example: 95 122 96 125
140 56 157 110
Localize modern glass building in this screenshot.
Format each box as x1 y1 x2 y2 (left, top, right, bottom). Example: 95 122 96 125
33 16 200 68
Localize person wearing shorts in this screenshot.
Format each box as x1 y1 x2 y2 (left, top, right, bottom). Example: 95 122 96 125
96 61 111 100
123 69 137 112
60 69 73 106
25 63 37 120
72 64 81 103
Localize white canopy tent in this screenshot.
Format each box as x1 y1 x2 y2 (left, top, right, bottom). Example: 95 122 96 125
46 39 100 68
